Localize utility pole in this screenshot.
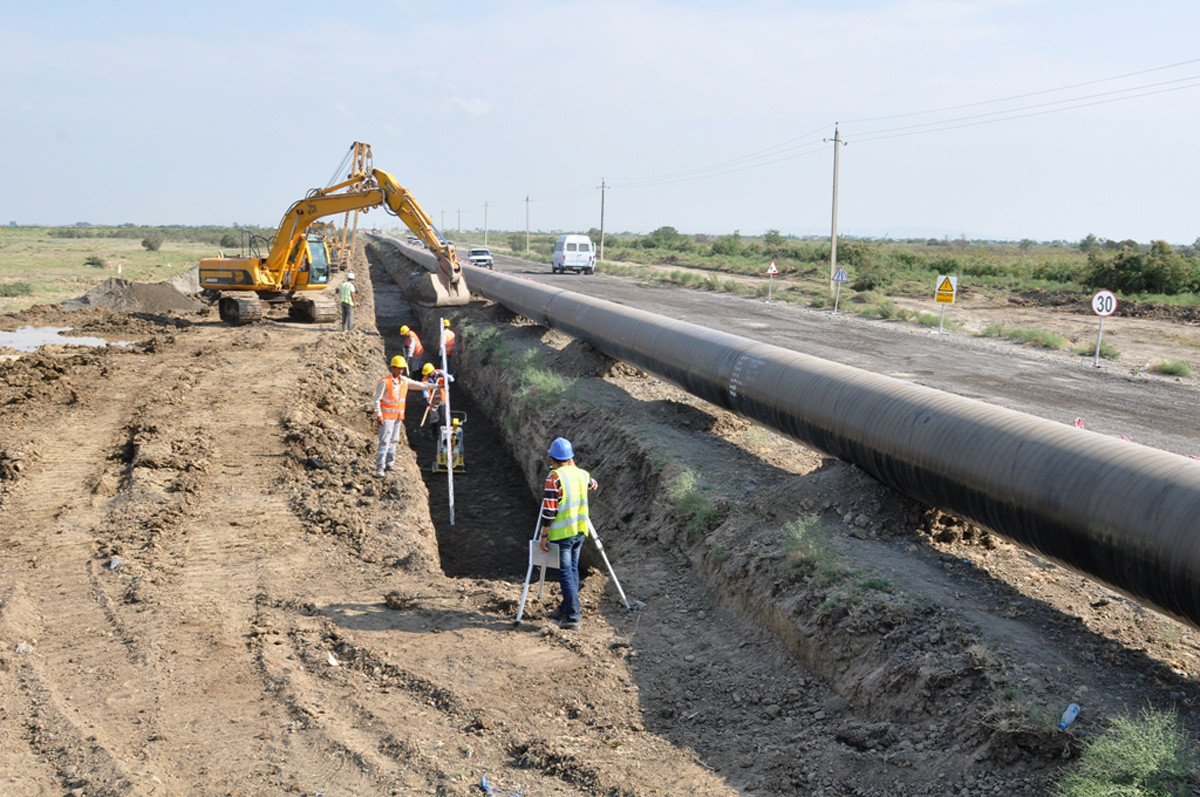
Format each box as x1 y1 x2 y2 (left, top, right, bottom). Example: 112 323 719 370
484 201 489 246
525 195 531 252
598 179 607 262
825 125 847 295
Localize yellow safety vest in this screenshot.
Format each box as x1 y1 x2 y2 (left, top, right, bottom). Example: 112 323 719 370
547 465 591 541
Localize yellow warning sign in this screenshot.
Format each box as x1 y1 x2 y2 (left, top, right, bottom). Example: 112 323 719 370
935 274 957 304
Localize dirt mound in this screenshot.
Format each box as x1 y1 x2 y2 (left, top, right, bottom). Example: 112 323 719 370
1010 288 1200 323
59 277 202 314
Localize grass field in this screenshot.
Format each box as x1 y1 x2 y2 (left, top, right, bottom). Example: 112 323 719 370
0 227 225 312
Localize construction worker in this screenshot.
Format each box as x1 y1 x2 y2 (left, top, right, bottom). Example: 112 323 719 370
339 272 356 332
400 325 424 368
441 318 456 375
420 362 452 440
373 355 426 478
539 437 598 630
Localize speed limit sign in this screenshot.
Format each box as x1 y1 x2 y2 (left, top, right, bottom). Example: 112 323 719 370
1092 290 1117 317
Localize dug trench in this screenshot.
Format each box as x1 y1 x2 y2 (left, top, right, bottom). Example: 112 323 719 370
363 242 1200 794
0 245 1197 795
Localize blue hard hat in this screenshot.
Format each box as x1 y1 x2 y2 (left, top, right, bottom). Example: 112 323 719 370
548 437 574 460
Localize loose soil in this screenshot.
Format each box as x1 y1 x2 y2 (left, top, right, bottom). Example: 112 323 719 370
1 245 1198 796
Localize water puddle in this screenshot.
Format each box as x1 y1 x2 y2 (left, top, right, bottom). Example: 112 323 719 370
0 326 132 353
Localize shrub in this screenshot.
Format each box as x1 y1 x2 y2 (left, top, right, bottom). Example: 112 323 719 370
0 281 32 297
142 233 164 252
509 349 575 408
1150 359 1192 377
982 324 1068 350
710 231 743 257
84 255 106 268
1073 340 1121 360
1053 707 1198 796
667 469 716 539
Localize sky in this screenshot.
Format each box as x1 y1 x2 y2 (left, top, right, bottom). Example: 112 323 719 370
2 0 1198 244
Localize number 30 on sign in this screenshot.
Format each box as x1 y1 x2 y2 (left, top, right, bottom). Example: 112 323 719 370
1091 290 1117 317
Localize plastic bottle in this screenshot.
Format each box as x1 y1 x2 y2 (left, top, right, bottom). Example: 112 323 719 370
1059 703 1080 729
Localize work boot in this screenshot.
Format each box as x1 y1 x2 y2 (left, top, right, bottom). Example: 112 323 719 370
558 620 580 630
547 607 567 621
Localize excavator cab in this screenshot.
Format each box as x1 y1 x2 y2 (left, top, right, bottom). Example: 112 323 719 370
304 235 332 286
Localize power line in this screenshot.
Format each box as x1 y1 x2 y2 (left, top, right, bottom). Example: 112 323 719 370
841 56 1200 124
853 76 1200 143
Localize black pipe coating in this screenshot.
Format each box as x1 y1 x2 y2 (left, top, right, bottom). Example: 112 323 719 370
464 266 1200 628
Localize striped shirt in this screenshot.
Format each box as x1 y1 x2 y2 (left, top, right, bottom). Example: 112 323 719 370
540 465 598 535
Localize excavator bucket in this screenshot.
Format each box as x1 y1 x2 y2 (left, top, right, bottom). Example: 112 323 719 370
422 273 471 307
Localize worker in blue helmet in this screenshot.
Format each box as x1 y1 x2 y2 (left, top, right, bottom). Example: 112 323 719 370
539 436 598 630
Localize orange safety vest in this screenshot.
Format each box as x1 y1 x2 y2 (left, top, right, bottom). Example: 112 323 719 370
443 329 456 355
406 331 424 357
377 375 409 421
423 373 446 407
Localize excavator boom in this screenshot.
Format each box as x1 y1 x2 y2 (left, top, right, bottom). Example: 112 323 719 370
199 152 468 324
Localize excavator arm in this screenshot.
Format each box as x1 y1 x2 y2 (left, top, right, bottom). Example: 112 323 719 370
371 169 464 297
199 165 468 323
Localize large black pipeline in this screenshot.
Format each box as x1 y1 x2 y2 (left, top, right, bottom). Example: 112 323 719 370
460 265 1200 629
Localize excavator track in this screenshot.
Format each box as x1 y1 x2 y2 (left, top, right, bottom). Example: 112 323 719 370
218 294 265 325
289 293 339 323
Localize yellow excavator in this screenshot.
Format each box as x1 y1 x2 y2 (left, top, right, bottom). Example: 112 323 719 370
199 158 469 325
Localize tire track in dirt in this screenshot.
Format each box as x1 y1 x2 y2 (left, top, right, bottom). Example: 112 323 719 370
0 344 188 794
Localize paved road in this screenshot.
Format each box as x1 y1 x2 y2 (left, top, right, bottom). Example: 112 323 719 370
482 253 1200 457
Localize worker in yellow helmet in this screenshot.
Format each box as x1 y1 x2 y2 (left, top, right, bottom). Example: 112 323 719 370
420 361 453 441
372 355 427 478
400 324 424 368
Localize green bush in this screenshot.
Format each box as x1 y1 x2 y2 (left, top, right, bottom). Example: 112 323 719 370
1084 241 1198 295
1053 707 1198 796
506 349 578 408
781 515 848 584
142 233 164 252
1073 340 1121 360
982 324 1068 350
84 255 106 268
667 469 716 538
710 231 743 257
1150 359 1192 377
0 281 32 297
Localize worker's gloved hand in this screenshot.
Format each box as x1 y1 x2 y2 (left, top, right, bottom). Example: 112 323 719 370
446 374 455 382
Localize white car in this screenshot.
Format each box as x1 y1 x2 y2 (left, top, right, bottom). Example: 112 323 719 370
467 248 494 269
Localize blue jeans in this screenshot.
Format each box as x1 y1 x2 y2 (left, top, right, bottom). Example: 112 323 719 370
555 533 585 623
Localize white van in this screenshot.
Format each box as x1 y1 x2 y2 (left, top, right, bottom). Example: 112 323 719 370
551 234 596 274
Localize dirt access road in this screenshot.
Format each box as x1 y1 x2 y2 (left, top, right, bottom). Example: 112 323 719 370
0 247 1199 796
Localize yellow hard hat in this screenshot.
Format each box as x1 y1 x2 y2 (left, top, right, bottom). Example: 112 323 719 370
442 319 450 327
451 418 460 427
400 325 410 335
421 363 435 376
390 355 407 370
